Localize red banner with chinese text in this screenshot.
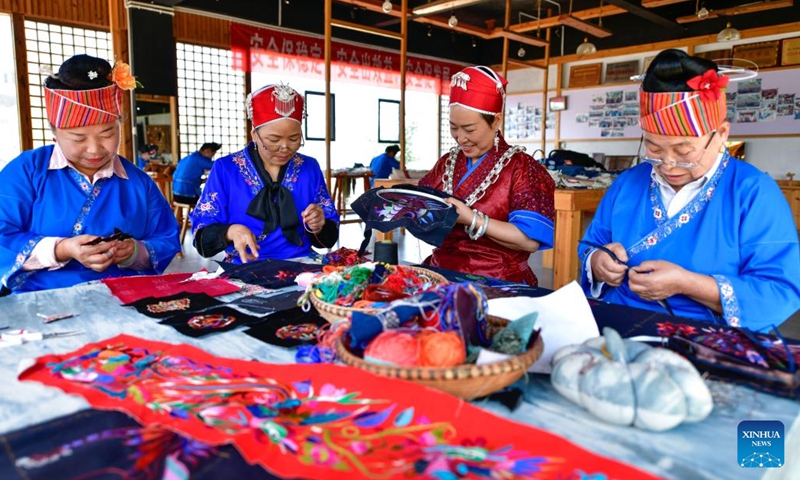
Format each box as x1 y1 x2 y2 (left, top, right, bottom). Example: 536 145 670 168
230 23 462 95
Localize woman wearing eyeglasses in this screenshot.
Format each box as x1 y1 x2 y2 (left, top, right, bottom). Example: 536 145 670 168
190 84 338 263
580 49 800 330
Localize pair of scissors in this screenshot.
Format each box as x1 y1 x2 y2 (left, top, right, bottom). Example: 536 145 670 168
580 239 674 316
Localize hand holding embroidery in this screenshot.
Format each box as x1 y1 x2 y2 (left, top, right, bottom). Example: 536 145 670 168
301 203 324 233
226 224 260 264
589 242 629 287
627 260 685 300
56 235 116 272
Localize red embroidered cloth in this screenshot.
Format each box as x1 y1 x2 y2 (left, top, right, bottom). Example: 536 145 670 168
20 335 662 480
102 272 241 304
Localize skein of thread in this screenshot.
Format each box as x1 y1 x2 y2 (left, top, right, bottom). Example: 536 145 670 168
364 330 420 367
419 331 466 367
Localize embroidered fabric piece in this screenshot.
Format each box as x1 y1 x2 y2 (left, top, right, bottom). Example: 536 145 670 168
125 292 223 319
244 307 328 348
102 272 241 304
160 306 263 338
230 290 302 315
0 409 278 480
219 259 322 289
657 321 800 399
351 185 459 247
19 335 661 480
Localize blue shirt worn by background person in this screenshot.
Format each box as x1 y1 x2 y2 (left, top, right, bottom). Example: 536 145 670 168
190 144 339 263
137 155 148 169
0 145 181 293
173 151 214 198
579 151 800 331
369 153 400 187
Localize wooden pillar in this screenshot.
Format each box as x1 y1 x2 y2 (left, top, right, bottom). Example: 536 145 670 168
540 21 551 154
109 0 133 160
500 0 510 134
324 0 333 193
399 0 407 171
12 13 33 151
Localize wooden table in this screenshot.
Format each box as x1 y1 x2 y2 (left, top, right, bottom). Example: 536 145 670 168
331 170 373 224
550 188 606 289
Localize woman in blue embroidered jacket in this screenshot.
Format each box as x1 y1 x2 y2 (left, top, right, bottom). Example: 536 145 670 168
580 49 800 330
190 84 339 263
0 54 180 294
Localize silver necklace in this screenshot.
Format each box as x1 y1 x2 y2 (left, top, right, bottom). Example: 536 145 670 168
441 145 525 206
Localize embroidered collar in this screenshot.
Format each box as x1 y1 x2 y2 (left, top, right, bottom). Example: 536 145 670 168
49 143 128 183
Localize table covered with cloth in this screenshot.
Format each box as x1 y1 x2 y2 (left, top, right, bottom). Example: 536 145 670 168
0 277 797 480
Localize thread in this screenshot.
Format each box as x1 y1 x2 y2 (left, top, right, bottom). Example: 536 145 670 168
419 331 466 367
364 330 420 367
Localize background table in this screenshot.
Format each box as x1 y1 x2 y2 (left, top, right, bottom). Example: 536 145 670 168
0 281 796 480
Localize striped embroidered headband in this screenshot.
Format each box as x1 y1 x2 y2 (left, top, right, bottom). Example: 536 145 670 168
639 69 729 137
44 61 137 129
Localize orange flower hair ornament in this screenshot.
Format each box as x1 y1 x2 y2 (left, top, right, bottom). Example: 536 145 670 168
686 69 729 102
109 61 142 90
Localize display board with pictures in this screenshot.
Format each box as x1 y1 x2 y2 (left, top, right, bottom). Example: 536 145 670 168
559 82 642 140
504 91 556 141
725 68 800 136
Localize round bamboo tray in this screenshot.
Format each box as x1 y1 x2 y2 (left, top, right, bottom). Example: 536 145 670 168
335 316 544 400
308 266 448 322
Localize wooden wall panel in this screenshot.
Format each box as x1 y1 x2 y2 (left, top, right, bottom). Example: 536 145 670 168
173 11 229 49
0 0 108 28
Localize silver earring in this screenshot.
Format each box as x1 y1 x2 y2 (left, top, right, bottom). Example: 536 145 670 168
494 131 499 152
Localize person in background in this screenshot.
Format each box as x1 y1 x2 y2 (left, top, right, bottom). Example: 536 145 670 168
172 142 221 204
418 66 555 285
136 143 156 169
0 54 180 294
369 144 400 187
190 83 339 263
580 49 800 330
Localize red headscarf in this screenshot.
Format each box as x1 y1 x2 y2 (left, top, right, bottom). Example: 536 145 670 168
247 84 305 130
448 66 508 115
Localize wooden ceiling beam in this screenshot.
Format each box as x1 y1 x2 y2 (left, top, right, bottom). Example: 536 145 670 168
556 14 613 38
641 0 691 7
331 19 403 39
676 0 793 24
508 6 626 33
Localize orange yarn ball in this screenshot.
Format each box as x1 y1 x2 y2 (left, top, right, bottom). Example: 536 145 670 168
364 330 420 367
419 331 466 367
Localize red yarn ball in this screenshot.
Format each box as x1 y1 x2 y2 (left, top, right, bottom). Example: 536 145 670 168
363 330 420 367
419 331 466 367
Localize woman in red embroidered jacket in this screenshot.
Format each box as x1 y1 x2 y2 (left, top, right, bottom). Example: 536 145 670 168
419 66 555 285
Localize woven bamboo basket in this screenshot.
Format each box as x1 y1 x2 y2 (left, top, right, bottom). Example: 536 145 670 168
335 316 544 400
308 266 448 322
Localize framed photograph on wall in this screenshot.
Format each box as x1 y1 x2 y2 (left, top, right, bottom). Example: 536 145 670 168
304 91 335 141
549 96 567 111
378 99 400 143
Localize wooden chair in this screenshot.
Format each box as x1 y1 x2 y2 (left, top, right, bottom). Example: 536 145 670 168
172 200 195 256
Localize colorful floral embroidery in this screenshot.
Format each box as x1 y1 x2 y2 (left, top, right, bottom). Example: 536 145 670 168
713 274 741 327
276 323 320 341
315 183 337 219
630 156 729 258
68 173 109 236
187 313 236 330
147 298 191 314
141 240 160 272
282 154 304 192
2 235 43 291
232 149 263 196
20 335 656 480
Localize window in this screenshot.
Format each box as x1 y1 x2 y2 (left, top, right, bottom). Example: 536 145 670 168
176 43 245 158
24 21 112 148
439 95 457 156
0 14 21 170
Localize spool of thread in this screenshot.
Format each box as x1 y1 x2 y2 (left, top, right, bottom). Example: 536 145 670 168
419 331 466 367
363 330 419 367
373 240 399 265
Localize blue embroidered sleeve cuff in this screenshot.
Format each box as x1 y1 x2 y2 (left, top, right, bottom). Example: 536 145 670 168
712 274 742 328
509 210 555 249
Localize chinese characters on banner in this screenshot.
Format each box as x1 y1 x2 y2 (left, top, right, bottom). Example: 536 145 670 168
230 23 462 95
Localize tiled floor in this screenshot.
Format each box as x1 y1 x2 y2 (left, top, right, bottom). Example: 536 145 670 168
166 224 799 339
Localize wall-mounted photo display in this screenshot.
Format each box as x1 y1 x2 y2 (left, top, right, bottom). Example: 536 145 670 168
304 91 335 141
378 99 400 143
605 60 639 83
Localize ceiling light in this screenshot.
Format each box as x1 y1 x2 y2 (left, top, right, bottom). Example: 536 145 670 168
517 46 526 57
448 14 458 28
696 7 709 18
472 38 477 48
427 27 433 37
717 22 741 42
576 37 597 55
382 0 392 13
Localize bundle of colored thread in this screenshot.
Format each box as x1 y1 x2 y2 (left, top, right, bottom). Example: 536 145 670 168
362 329 466 368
